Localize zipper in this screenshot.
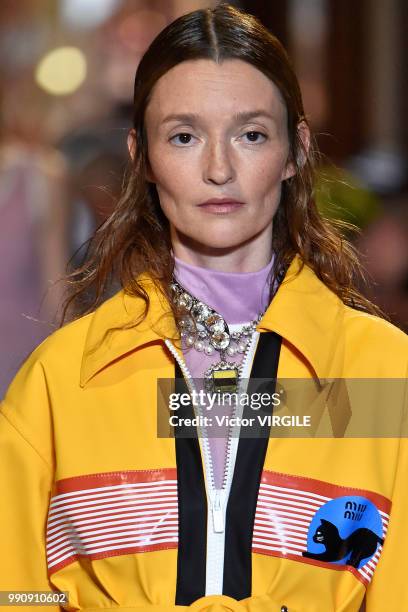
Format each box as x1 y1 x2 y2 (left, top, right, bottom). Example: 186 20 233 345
164 331 259 595
217 323 259 492
211 489 224 532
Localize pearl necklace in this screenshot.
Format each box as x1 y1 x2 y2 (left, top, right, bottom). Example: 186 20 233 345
170 278 264 393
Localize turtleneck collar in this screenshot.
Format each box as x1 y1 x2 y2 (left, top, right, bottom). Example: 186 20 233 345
173 255 275 324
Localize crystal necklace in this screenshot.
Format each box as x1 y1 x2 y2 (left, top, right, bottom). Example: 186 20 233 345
170 278 264 394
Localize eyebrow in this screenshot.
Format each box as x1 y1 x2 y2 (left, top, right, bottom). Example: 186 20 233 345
160 110 277 126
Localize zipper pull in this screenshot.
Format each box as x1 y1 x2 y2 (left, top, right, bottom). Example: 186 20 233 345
212 490 224 533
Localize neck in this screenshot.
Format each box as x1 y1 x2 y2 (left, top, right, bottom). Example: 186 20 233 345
170 227 273 273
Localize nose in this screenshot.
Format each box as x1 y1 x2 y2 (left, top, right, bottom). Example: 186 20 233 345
203 139 235 185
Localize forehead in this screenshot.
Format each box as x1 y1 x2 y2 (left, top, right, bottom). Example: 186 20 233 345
145 58 287 126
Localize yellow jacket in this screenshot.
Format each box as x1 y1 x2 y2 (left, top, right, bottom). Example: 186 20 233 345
1 256 407 612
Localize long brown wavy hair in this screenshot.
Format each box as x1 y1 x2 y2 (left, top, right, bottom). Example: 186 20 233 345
61 2 381 327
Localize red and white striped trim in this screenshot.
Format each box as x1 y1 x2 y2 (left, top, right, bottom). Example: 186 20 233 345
46 469 178 574
252 471 391 585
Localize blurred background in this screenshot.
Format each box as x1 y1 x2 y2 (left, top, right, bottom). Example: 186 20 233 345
0 0 407 396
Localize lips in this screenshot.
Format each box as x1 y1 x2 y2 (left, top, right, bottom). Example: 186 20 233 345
198 198 244 206
197 198 245 214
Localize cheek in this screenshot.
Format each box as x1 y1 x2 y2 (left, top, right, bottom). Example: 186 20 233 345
149 147 192 195
254 153 288 188
154 176 190 227
242 166 284 218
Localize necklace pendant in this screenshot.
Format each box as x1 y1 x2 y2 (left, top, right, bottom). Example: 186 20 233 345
204 360 241 394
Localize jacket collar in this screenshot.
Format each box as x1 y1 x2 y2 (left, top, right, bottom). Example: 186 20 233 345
258 256 345 381
80 256 345 387
80 277 178 387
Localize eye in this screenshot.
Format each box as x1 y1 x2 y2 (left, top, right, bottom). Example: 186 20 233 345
169 132 196 146
241 130 267 144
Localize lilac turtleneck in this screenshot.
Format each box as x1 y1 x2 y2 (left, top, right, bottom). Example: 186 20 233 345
173 255 275 488
173 256 275 324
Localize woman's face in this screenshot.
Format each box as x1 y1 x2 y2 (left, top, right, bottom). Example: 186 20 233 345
139 58 298 265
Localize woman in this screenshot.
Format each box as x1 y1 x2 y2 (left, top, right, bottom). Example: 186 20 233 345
0 4 407 611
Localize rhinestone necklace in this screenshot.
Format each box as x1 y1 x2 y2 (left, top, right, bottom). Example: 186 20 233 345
171 278 264 393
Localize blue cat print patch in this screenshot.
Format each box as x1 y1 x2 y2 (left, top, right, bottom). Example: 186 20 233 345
303 496 384 569
253 471 391 585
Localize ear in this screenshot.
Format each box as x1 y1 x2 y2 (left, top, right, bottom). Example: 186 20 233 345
127 128 137 162
282 120 311 181
127 128 156 183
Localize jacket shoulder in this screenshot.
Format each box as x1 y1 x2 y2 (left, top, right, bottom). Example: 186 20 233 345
27 310 94 368
343 306 407 346
2 309 93 407
20 289 132 370
0 309 97 466
342 307 408 376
